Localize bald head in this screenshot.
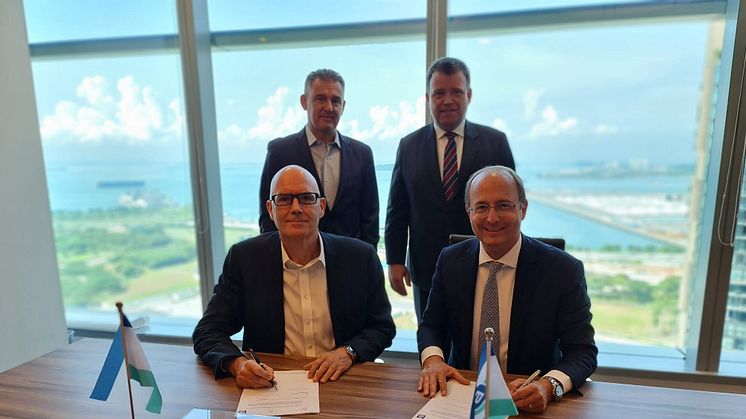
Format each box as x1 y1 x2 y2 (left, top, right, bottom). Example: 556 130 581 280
266 165 326 242
269 165 320 198
464 165 526 208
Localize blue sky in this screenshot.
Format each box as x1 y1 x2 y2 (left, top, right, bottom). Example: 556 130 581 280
25 1 715 168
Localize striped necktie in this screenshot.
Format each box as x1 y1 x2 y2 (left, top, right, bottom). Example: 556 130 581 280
442 131 459 201
479 261 503 365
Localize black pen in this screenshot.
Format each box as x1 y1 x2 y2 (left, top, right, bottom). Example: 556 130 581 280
247 348 278 390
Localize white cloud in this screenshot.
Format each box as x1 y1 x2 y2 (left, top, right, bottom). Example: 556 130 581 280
523 88 544 119
492 117 510 137
244 87 305 140
40 75 179 144
165 98 183 135
339 95 426 141
594 123 618 134
116 76 162 141
75 75 113 106
219 90 426 144
528 105 577 138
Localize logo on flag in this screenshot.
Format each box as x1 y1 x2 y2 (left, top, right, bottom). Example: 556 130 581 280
90 312 163 414
470 340 517 419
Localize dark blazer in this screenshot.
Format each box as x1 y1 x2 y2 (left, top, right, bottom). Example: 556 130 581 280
417 235 597 388
384 121 515 290
259 128 379 247
193 232 396 378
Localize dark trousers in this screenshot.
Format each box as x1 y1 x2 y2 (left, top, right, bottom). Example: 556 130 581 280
413 283 431 325
414 282 451 362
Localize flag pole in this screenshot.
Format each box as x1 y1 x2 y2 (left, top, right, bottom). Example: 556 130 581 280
116 302 136 419
484 327 494 419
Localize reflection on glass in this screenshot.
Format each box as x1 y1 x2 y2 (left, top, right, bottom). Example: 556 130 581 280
722 171 746 372
448 19 723 357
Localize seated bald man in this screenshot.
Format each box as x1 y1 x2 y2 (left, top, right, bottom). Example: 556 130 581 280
417 165 596 414
193 165 395 388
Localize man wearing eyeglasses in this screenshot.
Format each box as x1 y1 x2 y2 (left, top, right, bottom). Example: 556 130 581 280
416 165 597 415
194 165 395 389
259 69 379 247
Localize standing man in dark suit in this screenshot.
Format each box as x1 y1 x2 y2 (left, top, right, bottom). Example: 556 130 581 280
385 57 516 320
417 166 596 415
194 165 395 389
259 69 379 247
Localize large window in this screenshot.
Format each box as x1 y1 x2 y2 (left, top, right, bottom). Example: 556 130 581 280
23 1 746 378
208 0 427 349
447 7 725 367
26 3 200 334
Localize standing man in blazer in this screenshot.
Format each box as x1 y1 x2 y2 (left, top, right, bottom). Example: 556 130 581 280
259 69 379 247
385 57 516 320
194 165 395 389
417 166 596 415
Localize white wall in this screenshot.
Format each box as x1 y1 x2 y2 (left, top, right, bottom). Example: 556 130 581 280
0 1 67 372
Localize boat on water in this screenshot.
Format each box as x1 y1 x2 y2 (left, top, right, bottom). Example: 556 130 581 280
96 180 145 188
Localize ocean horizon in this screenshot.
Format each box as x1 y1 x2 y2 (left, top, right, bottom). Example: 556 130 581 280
45 161 692 250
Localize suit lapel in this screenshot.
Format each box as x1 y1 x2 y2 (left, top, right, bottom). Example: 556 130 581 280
508 235 538 368
266 234 286 350
295 128 325 197
457 239 480 366
332 134 351 213
421 124 445 204
459 120 481 188
320 233 341 340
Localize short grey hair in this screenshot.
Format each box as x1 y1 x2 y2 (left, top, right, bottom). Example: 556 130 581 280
304 69 345 94
464 165 526 207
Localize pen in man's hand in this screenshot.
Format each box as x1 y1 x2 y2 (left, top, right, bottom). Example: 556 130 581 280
517 369 541 390
247 348 278 390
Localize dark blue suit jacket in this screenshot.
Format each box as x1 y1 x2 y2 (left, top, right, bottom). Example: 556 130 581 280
259 128 379 247
417 235 597 388
385 121 514 289
193 232 396 378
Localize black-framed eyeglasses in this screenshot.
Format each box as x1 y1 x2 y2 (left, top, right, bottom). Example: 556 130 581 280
271 192 321 206
468 201 521 216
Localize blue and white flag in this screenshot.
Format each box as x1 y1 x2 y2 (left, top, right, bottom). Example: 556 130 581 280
470 341 517 418
90 314 163 414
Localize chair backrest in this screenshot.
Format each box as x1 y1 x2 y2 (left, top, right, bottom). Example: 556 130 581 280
448 234 565 251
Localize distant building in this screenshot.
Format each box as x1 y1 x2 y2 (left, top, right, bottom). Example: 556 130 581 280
723 175 746 350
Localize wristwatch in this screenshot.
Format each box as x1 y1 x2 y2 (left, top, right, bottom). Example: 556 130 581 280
343 344 358 362
542 376 564 401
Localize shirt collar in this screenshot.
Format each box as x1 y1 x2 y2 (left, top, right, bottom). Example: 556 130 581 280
306 124 341 149
478 235 522 269
434 119 466 140
281 233 326 269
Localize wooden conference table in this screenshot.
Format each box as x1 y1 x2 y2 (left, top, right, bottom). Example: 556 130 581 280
0 339 745 418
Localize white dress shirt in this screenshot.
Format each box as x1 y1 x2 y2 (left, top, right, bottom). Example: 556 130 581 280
421 237 574 391
281 233 335 357
306 125 341 209
434 119 465 180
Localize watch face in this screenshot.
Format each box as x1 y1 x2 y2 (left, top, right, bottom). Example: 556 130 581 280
555 385 564 398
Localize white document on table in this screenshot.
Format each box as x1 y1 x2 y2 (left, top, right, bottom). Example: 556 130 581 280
236 370 320 417
412 380 476 419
